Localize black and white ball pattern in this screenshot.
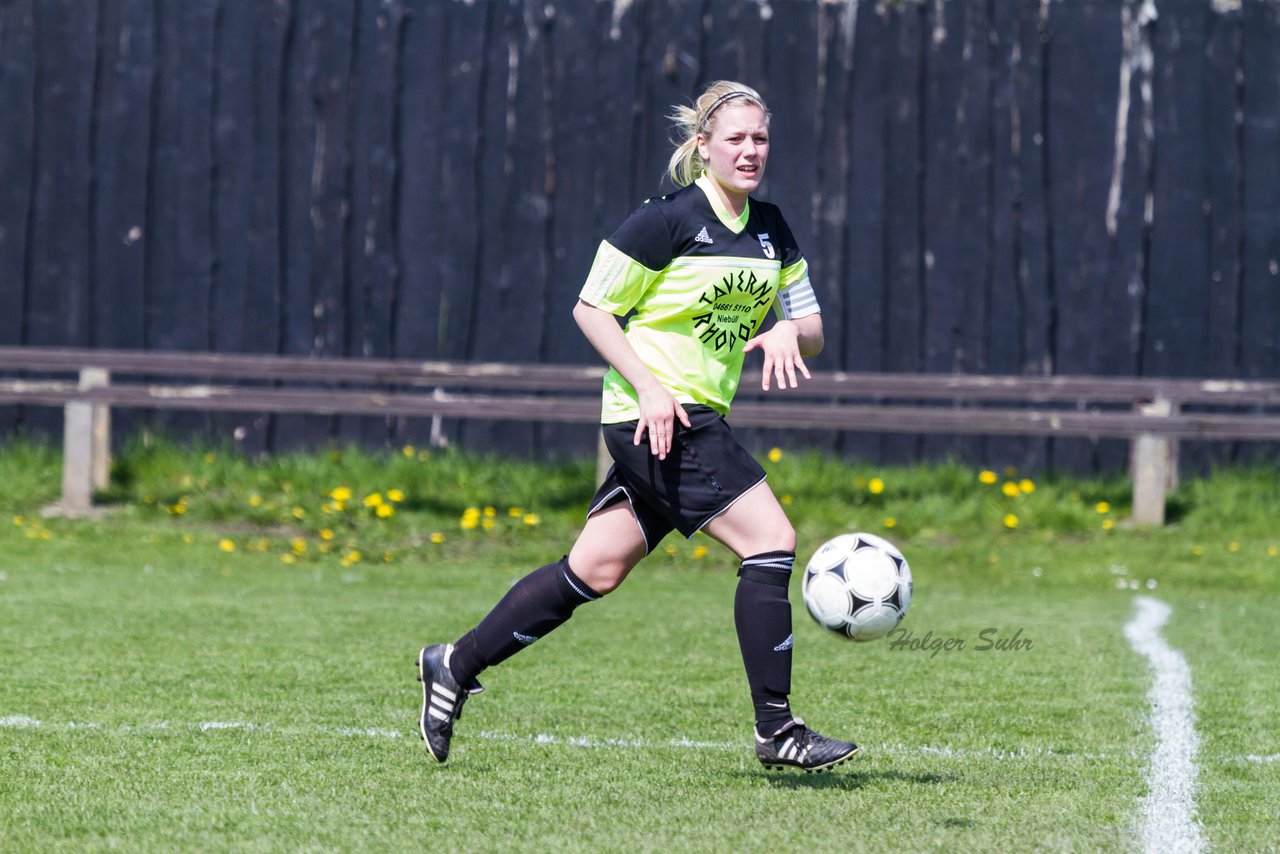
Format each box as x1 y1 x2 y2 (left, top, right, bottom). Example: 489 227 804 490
802 532 913 641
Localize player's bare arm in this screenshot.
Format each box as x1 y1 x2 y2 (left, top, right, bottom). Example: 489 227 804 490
572 299 690 460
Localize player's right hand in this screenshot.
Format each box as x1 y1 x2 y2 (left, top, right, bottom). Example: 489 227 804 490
634 385 691 461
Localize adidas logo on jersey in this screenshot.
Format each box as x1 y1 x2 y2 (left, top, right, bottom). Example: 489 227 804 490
694 226 714 244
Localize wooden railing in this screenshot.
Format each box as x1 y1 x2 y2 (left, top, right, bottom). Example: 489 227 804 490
2 346 1278 524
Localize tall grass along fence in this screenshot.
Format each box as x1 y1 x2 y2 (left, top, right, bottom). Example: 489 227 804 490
3 347 1280 526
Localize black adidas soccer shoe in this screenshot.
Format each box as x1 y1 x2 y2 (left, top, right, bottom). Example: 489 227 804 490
416 643 482 763
754 718 859 773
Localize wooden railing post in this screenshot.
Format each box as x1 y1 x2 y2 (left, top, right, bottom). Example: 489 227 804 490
60 368 110 514
1130 397 1178 526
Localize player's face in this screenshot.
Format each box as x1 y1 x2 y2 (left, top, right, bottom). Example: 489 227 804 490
697 103 769 204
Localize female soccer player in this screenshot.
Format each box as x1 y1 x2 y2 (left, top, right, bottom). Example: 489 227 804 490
418 81 858 772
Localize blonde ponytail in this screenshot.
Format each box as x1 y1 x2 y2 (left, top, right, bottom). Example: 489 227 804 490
666 81 770 188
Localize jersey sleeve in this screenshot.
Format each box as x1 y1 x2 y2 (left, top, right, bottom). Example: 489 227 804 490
578 202 673 315
770 212 820 320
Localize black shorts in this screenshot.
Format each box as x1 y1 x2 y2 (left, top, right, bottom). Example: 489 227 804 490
587 404 767 553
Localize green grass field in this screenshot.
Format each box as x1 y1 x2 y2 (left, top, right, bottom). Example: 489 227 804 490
1 440 1277 851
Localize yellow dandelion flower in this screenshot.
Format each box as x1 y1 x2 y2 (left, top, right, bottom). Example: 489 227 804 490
291 538 307 554
382 552 394 563
330 486 353 502
183 534 194 544
219 539 236 553
12 515 24 526
664 545 679 556
1001 482 1020 497
340 550 362 566
363 492 383 508
978 470 998 485
418 450 431 461
1191 545 1205 556
1102 519 1115 531
868 478 885 495
507 507 524 517
330 501 346 513
460 516 479 530
291 506 306 519
481 517 495 530
1095 502 1111 514
1019 479 1036 494
523 513 541 527
320 528 334 541
692 545 709 559
319 543 332 554
281 554 297 565
249 494 263 507
1003 514 1019 529
1228 541 1240 552
38 529 52 540
402 445 416 458
1267 545 1278 557
430 532 445 544
387 489 405 503
780 494 793 506
483 506 496 518
376 504 394 519
767 447 783 463
884 517 897 529
253 538 269 552
171 503 187 516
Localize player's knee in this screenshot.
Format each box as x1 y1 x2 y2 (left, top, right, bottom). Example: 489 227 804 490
767 522 797 556
780 524 797 554
569 554 635 595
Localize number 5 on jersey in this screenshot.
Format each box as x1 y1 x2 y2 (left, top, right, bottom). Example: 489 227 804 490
756 233 775 259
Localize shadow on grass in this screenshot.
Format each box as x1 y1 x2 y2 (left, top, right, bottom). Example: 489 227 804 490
745 767 958 791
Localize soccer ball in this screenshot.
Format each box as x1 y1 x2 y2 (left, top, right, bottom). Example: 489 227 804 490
801 533 913 641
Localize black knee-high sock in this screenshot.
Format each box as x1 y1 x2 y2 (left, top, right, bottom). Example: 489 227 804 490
734 550 795 734
449 557 600 685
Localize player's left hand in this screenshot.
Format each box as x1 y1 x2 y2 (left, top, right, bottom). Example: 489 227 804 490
743 321 810 391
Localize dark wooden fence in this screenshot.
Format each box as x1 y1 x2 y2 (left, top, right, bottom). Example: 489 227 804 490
1 0 1277 472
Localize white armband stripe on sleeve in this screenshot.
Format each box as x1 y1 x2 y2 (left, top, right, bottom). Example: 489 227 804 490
777 277 820 319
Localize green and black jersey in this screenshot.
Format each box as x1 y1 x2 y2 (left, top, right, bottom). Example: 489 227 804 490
579 174 820 423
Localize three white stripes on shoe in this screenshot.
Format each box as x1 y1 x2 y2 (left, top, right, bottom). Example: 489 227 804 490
428 682 457 722
775 735 811 764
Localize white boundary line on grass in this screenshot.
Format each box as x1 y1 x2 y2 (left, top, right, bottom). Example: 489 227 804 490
1123 595 1206 854
0 714 1121 761
3 712 1273 766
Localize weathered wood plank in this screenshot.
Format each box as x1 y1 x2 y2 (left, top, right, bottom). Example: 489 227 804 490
0 0 36 434
3 380 1278 442
4 347 1280 405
